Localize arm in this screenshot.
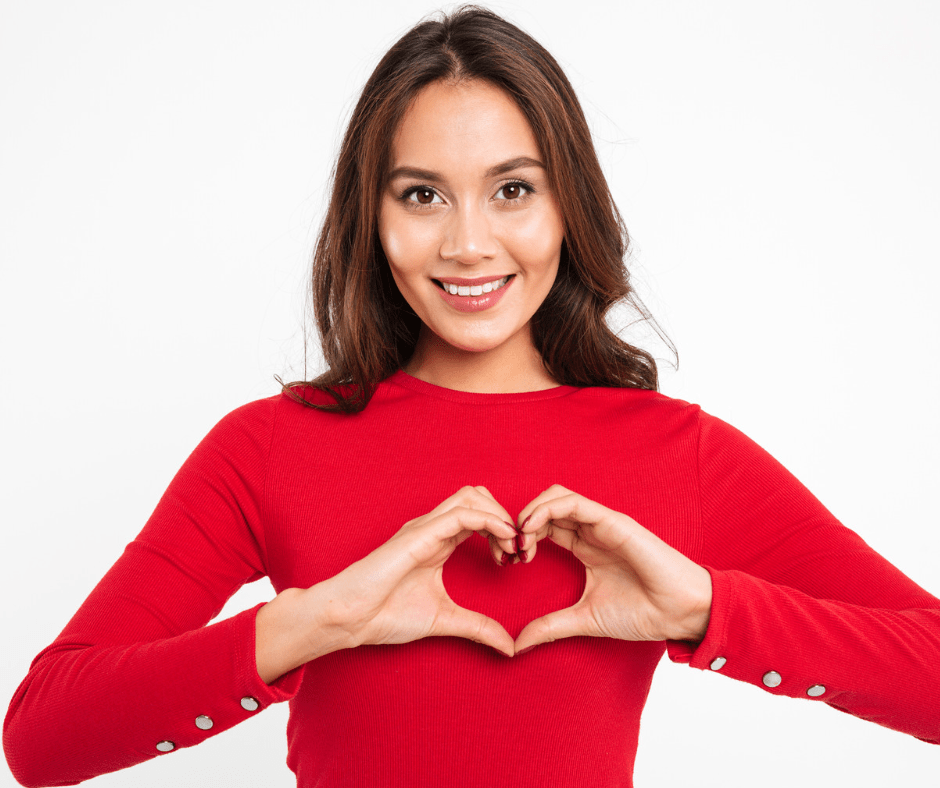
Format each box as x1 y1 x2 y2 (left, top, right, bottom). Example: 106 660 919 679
3 397 305 787
667 411 940 743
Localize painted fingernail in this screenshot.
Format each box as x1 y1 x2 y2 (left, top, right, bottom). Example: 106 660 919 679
521 515 532 530
520 549 529 564
503 520 515 531
517 645 536 656
515 533 523 553
500 552 511 567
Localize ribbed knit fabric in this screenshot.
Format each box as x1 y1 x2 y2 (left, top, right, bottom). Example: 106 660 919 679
5 370 940 787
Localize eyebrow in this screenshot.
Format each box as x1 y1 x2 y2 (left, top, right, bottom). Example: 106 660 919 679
386 156 545 183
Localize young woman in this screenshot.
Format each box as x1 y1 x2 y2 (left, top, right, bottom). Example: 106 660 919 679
5 6 939 787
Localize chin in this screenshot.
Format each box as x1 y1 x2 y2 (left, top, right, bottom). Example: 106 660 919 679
435 328 507 355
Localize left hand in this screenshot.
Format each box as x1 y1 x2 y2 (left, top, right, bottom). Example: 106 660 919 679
513 485 713 654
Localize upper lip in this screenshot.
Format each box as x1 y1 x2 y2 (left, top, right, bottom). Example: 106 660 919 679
433 274 513 286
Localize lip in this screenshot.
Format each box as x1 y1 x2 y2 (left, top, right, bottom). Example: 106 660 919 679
433 274 513 286
435 274 514 313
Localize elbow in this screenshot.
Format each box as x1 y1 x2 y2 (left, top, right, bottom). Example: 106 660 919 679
4 724 70 788
4 681 80 788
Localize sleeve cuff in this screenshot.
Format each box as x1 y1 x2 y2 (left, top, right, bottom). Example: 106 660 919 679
666 565 730 667
234 602 305 706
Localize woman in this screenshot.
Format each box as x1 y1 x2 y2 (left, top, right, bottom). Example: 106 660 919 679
4 5 940 787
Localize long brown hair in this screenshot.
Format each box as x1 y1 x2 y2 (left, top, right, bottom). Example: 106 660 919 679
284 5 670 412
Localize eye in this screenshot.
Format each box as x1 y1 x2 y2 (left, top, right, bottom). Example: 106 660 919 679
403 187 442 206
495 181 532 201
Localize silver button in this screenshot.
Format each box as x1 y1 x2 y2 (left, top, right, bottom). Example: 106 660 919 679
155 741 175 753
709 657 727 671
240 696 260 712
762 670 782 688
194 715 214 730
806 684 826 697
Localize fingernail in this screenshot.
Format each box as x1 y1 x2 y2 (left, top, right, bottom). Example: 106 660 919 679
517 645 536 656
521 515 531 530
519 549 528 564
500 552 511 567
503 520 515 531
514 533 523 553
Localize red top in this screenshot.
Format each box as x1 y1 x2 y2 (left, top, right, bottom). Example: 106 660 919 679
5 370 940 787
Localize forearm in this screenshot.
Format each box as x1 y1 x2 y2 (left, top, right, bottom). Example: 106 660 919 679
4 605 303 788
669 568 940 742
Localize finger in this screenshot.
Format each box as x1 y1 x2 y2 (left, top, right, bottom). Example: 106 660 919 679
472 485 514 523
517 484 573 533
427 507 518 545
524 492 629 554
438 601 515 657
486 533 516 567
514 603 594 655
422 486 514 530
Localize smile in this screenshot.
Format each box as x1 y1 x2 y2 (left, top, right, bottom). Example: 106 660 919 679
434 276 512 296
433 275 515 313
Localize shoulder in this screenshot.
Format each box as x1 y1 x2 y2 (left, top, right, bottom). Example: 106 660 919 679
211 385 348 433
570 385 704 432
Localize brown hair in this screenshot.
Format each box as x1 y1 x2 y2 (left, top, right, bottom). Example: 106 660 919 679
284 4 670 412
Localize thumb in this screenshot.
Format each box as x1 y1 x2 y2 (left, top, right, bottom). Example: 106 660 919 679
514 604 591 655
437 602 515 657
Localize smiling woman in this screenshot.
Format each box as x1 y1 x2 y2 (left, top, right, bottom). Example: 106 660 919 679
4 5 940 788
300 4 659 412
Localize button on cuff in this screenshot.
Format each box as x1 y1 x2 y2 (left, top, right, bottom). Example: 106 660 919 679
155 741 175 753
806 684 826 697
762 670 782 688
194 715 214 730
241 696 260 712
709 656 727 671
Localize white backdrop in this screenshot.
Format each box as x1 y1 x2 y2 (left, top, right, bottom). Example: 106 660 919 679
2 1 939 786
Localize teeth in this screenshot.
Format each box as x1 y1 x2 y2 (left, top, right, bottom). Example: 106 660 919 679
443 276 509 296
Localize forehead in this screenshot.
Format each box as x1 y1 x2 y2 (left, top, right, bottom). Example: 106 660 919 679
390 80 541 171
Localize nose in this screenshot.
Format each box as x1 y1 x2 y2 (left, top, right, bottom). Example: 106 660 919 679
438 203 498 265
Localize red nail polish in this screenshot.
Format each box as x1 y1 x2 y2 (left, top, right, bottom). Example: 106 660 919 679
517 645 536 656
503 520 515 531
521 515 531 529
500 552 511 566
520 549 528 564
515 534 523 553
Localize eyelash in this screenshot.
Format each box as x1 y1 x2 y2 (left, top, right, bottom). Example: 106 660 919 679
397 179 537 210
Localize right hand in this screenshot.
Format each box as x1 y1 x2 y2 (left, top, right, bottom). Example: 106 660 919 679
296 486 519 661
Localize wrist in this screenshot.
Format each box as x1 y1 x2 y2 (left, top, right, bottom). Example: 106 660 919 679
674 566 713 644
254 585 357 684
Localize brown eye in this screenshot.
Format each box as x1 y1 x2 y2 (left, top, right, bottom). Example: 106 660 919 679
495 182 530 201
408 188 438 205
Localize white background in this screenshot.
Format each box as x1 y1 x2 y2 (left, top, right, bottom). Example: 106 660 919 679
2 1 939 786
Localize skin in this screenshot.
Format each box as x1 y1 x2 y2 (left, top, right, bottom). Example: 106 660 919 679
378 78 563 394
254 79 712 680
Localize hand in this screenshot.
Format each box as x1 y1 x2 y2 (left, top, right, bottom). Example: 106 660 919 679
311 485 519 657
513 485 712 654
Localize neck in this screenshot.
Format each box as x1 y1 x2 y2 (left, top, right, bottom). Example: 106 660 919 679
403 325 558 393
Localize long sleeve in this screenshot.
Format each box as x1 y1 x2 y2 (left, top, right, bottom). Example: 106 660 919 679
3 396 304 787
667 411 940 743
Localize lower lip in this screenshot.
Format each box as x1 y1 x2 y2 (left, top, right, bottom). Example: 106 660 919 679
436 277 514 313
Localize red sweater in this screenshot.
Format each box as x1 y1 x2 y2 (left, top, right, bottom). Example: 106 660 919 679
5 370 940 787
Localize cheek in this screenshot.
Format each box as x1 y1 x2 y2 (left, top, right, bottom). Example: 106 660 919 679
501 207 564 274
379 207 439 276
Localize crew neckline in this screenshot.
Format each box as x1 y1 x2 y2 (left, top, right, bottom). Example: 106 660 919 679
386 369 581 404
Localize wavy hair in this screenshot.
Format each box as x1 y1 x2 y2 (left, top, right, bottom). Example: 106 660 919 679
284 5 670 412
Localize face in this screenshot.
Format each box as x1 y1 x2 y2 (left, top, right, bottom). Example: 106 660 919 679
378 79 565 361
